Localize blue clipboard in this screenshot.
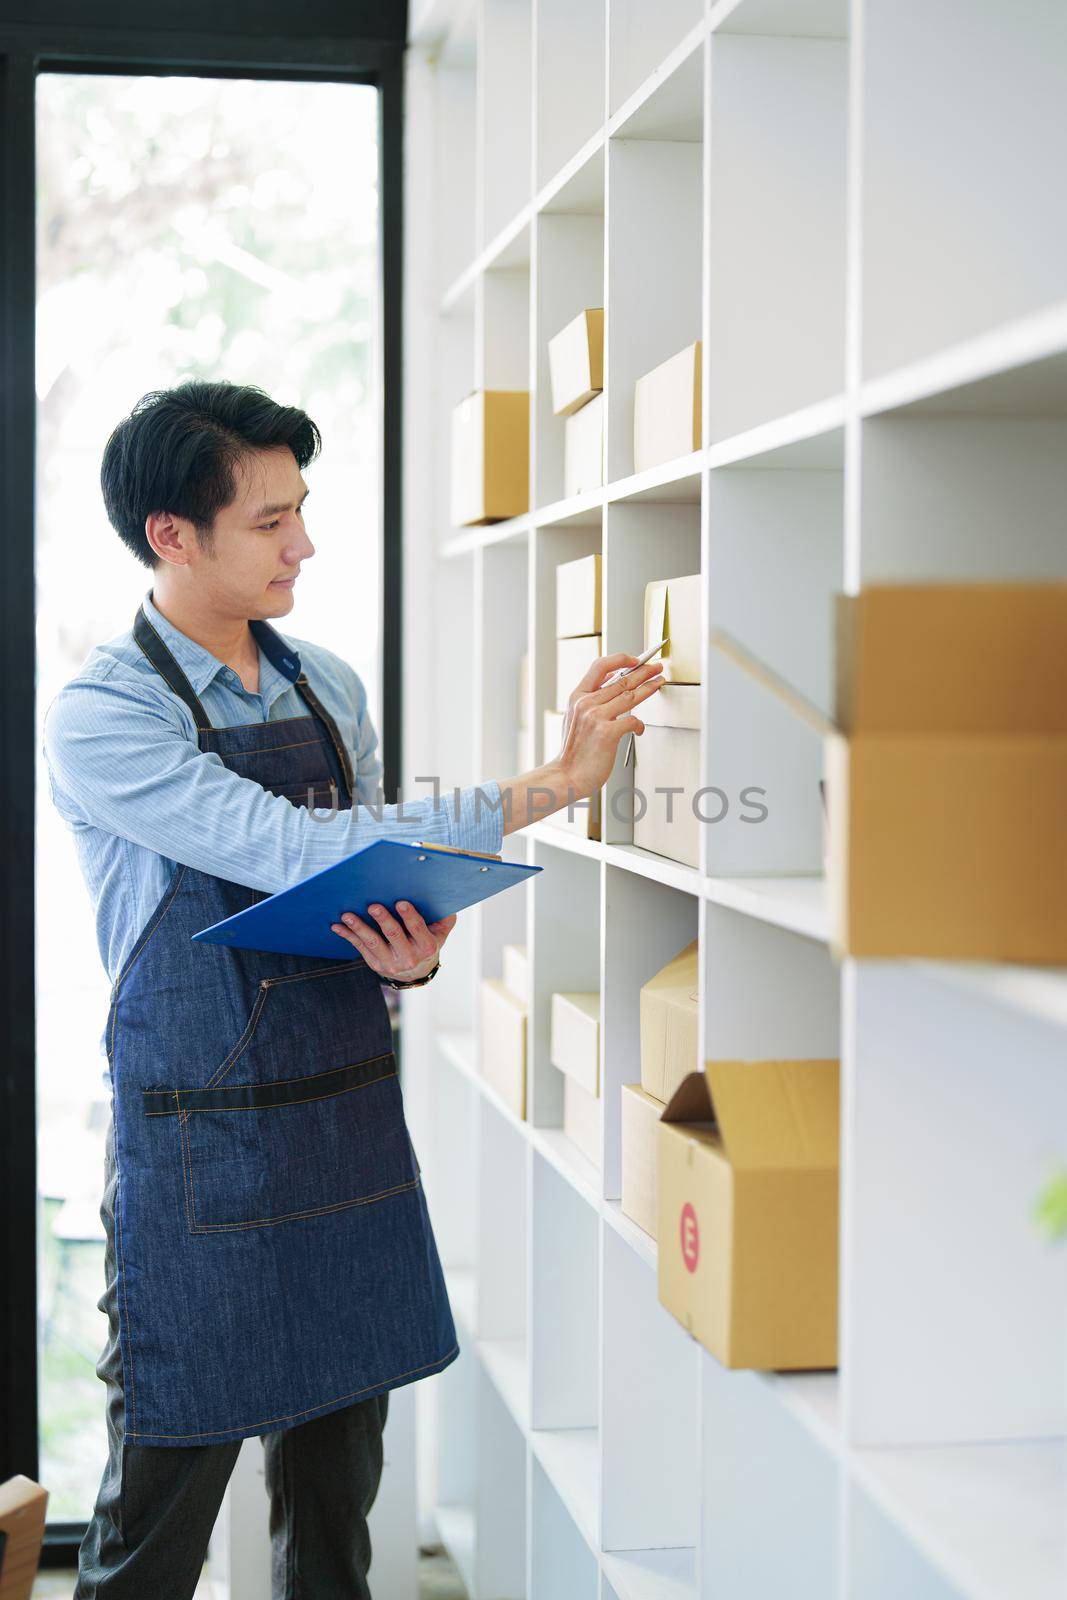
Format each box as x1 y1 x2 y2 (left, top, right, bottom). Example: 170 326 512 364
192 839 542 960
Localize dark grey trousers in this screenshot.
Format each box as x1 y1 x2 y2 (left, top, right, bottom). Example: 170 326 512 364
74 1117 389 1600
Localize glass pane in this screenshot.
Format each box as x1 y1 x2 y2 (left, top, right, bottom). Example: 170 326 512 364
34 71 380 1524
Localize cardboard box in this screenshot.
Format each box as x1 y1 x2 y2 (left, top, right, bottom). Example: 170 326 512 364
564 1073 601 1168
549 991 600 1096
0 1475 48 1599
564 393 605 498
542 710 601 839
479 977 526 1118
503 942 530 1007
621 1083 662 1240
548 307 604 416
633 341 701 475
556 633 602 710
632 684 701 868
640 940 699 1102
556 552 602 639
451 390 529 526
711 582 1067 961
657 1058 840 1370
644 574 702 683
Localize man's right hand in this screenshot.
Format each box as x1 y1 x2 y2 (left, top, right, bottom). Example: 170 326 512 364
492 653 666 835
555 653 665 799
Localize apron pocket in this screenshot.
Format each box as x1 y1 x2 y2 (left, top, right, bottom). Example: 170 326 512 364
143 1050 418 1234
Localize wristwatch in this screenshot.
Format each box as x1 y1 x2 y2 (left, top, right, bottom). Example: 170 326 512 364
384 959 441 991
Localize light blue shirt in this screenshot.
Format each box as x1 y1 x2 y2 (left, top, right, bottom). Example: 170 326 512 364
43 589 504 1085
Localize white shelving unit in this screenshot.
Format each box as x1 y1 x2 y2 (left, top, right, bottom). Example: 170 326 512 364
401 2 1067 1596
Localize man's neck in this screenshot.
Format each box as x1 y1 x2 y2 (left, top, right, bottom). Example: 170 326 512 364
150 585 260 688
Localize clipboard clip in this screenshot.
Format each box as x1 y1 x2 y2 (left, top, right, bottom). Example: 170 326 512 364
410 840 503 862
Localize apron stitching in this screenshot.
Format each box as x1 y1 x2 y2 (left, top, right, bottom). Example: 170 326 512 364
110 862 190 1008
189 1175 421 1233
262 961 366 988
174 1066 398 1114
145 1050 397 1112
114 1162 138 1435
123 1343 460 1441
202 985 273 1091
224 736 325 757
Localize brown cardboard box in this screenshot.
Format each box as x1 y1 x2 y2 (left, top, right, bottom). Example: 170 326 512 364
543 710 601 839
657 1058 840 1370
632 684 701 868
640 940 699 1102
557 633 602 710
479 977 526 1118
556 552 602 639
451 390 529 526
503 942 530 1007
621 1083 662 1239
711 582 1067 961
564 1074 601 1168
548 308 604 416
0 1475 48 1600
549 991 600 1096
564 393 605 497
644 574 702 683
633 341 702 475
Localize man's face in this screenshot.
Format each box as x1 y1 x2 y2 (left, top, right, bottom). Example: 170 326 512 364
187 445 315 619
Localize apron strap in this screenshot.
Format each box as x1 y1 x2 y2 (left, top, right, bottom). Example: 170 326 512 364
293 672 357 803
132 600 357 804
133 601 213 733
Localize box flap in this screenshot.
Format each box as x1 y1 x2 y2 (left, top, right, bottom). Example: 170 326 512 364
837 584 1067 734
710 627 834 734
703 1059 839 1170
661 1067 717 1126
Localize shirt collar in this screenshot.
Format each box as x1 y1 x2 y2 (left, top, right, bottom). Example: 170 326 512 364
138 588 302 696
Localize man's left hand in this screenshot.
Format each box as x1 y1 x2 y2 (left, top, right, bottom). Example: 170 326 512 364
330 899 456 982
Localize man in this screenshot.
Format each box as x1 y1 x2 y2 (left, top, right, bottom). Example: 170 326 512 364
42 379 663 1599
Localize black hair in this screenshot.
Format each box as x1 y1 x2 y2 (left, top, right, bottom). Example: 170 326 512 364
100 379 322 567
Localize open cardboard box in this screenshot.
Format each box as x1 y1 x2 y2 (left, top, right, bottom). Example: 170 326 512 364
657 1057 840 1371
644 574 701 683
711 583 1067 962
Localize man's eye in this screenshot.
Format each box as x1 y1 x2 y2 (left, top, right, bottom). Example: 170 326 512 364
263 519 280 530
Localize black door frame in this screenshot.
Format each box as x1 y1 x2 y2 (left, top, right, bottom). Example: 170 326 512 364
0 0 406 1563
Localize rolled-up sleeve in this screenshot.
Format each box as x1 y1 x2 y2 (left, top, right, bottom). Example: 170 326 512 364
42 672 505 895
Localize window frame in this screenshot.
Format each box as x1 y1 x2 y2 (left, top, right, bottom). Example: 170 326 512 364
0 1 407 1564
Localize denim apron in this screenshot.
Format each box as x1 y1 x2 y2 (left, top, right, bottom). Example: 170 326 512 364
104 599 457 1446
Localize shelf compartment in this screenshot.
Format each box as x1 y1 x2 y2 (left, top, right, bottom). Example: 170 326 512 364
700 1349 842 1600
530 1452 599 1597
535 181 604 509
706 29 847 441
601 1547 697 1600
608 0 704 118
704 460 842 875
857 414 1067 586
700 900 840 1063
848 1437 1067 1600
535 0 605 191
861 0 1067 381
473 1366 527 1599
843 962 1067 1447
530 1151 600 1534
605 85 703 486
478 0 533 249
600 1227 700 1552
601 865 698 1202
601 496 701 852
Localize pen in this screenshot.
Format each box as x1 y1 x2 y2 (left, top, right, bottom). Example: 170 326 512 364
603 636 669 687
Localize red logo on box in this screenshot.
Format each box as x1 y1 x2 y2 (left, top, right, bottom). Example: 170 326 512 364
679 1201 699 1273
